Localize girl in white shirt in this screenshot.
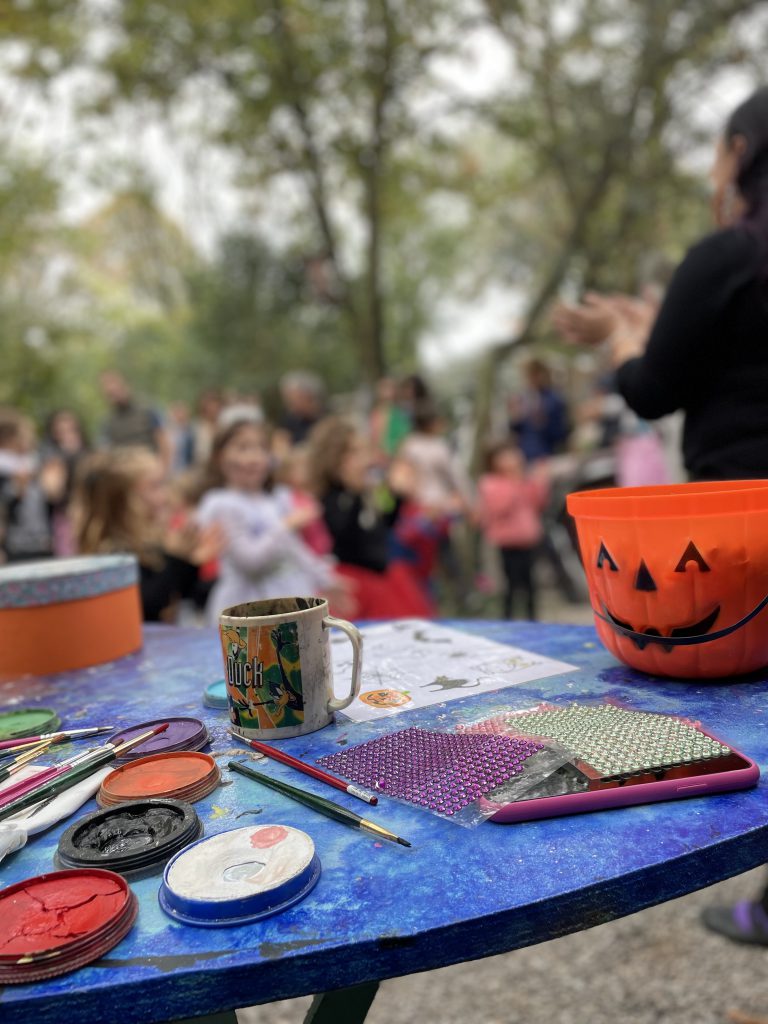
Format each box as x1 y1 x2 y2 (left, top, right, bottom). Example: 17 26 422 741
196 418 335 625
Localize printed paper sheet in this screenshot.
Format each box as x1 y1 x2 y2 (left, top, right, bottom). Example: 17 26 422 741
330 618 576 723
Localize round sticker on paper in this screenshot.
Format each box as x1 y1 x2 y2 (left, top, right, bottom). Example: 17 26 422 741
359 688 411 709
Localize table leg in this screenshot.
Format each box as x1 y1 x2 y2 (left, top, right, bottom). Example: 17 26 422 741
303 981 380 1024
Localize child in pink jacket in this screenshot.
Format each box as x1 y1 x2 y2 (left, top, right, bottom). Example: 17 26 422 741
476 440 549 620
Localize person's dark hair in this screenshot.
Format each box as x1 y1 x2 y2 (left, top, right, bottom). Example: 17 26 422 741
525 358 552 389
0 407 24 449
399 374 430 404
483 438 521 473
411 399 441 434
726 87 768 240
44 408 89 449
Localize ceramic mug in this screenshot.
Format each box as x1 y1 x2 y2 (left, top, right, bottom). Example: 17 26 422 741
218 596 362 740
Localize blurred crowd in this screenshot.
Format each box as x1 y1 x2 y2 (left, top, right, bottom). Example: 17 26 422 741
0 361 676 625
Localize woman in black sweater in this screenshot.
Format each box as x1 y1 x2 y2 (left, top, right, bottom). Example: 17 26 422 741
559 87 768 944
558 87 768 482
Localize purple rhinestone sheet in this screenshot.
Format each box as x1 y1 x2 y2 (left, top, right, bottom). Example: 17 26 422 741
317 727 544 816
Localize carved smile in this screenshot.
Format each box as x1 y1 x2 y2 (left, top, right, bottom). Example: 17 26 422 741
595 593 768 650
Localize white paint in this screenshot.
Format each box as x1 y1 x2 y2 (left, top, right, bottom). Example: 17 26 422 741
165 825 314 902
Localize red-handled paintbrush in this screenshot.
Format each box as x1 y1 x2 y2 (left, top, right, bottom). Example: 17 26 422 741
228 730 378 805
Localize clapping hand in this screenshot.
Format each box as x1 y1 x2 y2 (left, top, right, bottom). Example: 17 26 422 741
164 521 224 565
553 290 660 367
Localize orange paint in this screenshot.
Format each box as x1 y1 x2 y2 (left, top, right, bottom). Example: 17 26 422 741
101 752 218 801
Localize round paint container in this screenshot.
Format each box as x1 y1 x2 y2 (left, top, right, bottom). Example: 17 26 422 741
159 824 321 927
0 868 137 982
0 555 142 676
57 799 203 878
98 751 220 806
109 717 209 761
203 679 228 710
0 707 60 741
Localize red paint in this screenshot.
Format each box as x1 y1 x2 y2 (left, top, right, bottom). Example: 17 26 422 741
250 825 288 849
0 871 130 956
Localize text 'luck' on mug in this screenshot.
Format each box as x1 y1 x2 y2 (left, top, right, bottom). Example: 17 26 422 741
218 596 363 740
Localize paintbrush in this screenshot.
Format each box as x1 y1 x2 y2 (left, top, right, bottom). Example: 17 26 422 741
0 740 55 783
0 726 114 753
0 723 169 821
227 730 379 805
0 739 112 810
228 759 412 847
0 730 152 810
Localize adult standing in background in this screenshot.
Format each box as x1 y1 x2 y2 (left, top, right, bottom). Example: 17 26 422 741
99 370 171 468
508 358 571 464
191 389 224 468
274 371 326 452
508 358 579 603
41 409 90 556
560 87 768 483
560 86 768 944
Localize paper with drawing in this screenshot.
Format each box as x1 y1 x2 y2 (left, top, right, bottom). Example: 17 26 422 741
330 619 576 723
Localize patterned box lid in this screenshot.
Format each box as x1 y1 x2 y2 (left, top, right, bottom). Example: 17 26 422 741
0 555 138 610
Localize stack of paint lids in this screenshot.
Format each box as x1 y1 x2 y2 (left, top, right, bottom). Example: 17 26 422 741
0 708 60 741
159 824 321 927
109 717 210 762
97 751 220 806
203 678 228 711
57 800 203 878
0 869 137 982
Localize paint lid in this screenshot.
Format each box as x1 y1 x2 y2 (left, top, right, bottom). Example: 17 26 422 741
203 679 229 710
57 800 203 878
109 717 209 761
0 555 138 609
98 752 220 806
0 707 60 741
159 824 321 928
0 868 137 982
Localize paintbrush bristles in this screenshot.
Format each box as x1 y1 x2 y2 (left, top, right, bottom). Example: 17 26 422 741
109 723 170 756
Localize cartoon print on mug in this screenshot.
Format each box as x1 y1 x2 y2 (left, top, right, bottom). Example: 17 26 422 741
223 621 305 731
222 626 253 728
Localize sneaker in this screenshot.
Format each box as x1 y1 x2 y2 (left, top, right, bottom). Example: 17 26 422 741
701 901 768 946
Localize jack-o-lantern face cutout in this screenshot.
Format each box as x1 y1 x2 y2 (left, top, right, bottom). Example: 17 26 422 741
567 482 768 678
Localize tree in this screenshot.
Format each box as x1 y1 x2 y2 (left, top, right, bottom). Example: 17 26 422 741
3 0 489 384
467 0 765 468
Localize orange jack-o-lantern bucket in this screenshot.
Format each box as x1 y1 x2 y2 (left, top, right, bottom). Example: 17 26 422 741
567 481 768 678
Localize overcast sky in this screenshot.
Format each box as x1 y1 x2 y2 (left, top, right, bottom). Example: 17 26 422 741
2 21 758 372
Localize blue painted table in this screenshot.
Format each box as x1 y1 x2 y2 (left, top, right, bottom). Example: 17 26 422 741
1 621 767 1024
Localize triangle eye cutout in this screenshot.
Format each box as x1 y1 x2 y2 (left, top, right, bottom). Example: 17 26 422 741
674 541 710 573
596 542 618 571
634 559 657 592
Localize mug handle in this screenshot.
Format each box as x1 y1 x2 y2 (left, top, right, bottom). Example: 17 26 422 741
323 615 363 712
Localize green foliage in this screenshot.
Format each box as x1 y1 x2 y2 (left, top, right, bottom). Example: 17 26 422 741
184 232 363 399
0 0 766 429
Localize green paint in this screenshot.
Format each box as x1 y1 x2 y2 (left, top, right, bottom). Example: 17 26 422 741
0 707 60 739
